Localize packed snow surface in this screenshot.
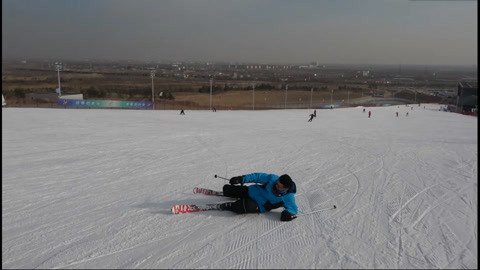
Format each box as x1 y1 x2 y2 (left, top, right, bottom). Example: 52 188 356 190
2 104 477 269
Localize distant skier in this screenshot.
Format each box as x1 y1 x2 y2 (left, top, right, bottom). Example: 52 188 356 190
180 109 185 115
308 113 315 122
313 109 316 117
368 111 371 118
220 173 298 222
396 112 398 117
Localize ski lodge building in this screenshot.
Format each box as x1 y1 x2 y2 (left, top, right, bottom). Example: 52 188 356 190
457 79 477 113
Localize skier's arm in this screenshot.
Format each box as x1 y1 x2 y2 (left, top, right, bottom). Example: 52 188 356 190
282 195 298 215
242 173 276 185
229 172 272 185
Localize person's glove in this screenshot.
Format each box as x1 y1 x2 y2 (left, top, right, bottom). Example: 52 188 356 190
229 175 244 185
280 210 297 221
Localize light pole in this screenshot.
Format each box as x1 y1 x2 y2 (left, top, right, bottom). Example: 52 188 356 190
310 87 313 109
330 89 333 106
151 70 156 110
285 84 288 109
55 62 62 97
209 76 213 110
252 83 256 110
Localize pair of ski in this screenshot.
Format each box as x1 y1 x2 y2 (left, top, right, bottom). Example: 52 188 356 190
171 187 230 214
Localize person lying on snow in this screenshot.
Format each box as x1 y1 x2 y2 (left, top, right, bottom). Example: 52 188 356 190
219 173 298 221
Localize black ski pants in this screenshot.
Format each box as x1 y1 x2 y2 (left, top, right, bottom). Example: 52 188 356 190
222 185 260 214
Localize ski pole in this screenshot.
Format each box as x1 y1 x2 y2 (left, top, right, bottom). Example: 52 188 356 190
296 205 336 217
214 174 229 181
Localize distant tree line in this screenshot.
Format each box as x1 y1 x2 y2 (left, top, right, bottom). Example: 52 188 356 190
198 83 277 93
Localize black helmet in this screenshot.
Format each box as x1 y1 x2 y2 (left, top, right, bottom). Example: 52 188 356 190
278 174 293 189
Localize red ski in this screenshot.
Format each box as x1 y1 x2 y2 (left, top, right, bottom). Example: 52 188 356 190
193 187 224 196
171 203 224 214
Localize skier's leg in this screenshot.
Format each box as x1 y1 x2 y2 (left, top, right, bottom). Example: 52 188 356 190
221 198 260 213
222 184 249 198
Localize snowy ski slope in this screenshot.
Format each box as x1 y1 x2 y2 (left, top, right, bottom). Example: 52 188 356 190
2 104 477 269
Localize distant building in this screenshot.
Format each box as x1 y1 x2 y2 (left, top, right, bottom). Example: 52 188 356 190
61 94 84 100
28 93 83 102
457 79 477 112
28 93 59 102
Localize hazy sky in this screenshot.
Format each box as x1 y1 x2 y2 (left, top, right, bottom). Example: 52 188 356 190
2 0 477 65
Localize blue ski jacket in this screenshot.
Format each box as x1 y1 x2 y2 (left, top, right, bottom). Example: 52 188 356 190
242 173 298 215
